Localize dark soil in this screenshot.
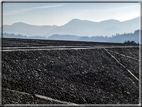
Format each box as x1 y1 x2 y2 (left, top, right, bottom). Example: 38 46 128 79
2 38 129 47
2 38 140 104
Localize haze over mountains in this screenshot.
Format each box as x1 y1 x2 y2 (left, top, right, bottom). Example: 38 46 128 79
2 17 139 38
3 29 139 43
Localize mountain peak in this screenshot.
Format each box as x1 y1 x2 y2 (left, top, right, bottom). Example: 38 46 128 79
11 22 57 27
65 18 95 26
11 22 30 27
99 19 120 23
71 18 82 21
64 19 82 26
69 18 82 23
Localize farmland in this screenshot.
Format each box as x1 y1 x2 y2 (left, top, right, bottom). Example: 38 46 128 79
2 38 140 105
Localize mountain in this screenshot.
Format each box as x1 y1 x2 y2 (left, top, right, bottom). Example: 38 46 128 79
2 17 139 37
3 22 57 37
45 17 139 37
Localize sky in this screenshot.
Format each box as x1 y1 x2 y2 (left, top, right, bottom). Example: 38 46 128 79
3 2 140 26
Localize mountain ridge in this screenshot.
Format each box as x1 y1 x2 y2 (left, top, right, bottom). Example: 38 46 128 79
2 17 139 37
3 17 139 27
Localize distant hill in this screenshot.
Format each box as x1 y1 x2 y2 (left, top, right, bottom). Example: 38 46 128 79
3 30 139 43
2 17 139 37
78 30 139 43
3 33 27 39
3 33 46 40
48 34 80 41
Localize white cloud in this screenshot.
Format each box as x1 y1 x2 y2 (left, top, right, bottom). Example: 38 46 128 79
4 8 33 16
3 4 64 16
37 4 64 9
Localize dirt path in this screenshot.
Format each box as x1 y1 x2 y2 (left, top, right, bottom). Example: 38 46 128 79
104 48 139 81
2 46 139 52
3 88 78 105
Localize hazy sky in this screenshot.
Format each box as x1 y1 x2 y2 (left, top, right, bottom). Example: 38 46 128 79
3 3 140 26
